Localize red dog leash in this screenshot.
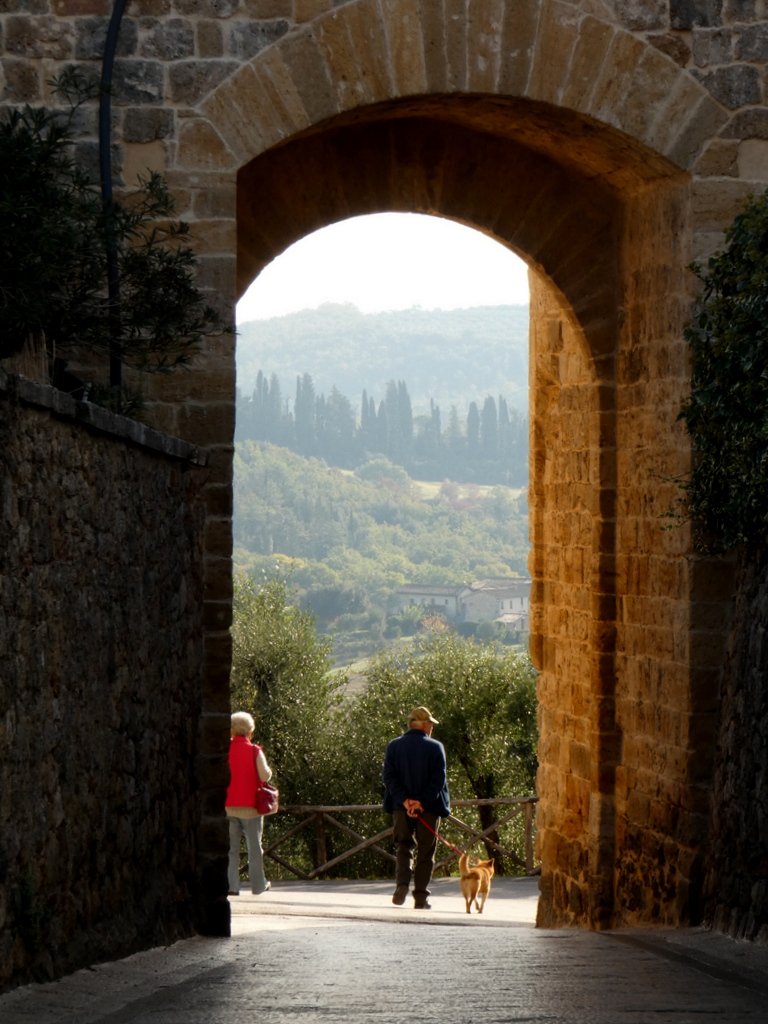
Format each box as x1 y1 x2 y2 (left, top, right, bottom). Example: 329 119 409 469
417 814 464 856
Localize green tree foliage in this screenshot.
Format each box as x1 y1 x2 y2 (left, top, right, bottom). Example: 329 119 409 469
343 633 538 804
481 395 498 459
679 190 768 549
230 574 538 877
337 632 538 870
230 573 342 808
0 95 102 361
0 72 223 375
233 441 529 607
302 584 368 627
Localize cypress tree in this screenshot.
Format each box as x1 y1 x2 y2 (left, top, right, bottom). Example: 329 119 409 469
467 401 480 458
398 379 414 460
481 395 498 459
295 372 316 455
266 373 282 443
376 399 389 456
384 380 400 460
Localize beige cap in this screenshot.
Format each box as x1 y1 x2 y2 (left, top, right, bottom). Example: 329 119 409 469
408 706 439 725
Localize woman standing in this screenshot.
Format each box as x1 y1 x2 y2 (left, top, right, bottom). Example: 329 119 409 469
226 711 273 895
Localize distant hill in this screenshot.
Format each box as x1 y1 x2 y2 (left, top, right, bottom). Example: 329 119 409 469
236 303 529 415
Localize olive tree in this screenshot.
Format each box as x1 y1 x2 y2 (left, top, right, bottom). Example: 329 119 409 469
230 574 538 877
336 631 538 872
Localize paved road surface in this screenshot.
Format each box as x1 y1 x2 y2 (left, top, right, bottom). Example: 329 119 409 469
2 878 768 1023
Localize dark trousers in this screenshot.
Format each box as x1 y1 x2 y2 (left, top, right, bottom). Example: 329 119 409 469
392 808 439 898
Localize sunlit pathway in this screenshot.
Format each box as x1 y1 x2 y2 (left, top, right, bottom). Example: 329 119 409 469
2 879 768 1023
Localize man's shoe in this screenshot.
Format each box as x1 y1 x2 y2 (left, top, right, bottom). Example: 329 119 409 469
413 898 432 910
392 884 409 906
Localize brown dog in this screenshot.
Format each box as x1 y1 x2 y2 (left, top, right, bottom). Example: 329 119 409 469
458 852 495 914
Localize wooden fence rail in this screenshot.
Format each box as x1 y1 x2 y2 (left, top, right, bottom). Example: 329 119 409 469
259 797 539 880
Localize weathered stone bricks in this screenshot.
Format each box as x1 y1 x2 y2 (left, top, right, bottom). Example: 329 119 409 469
734 20 768 60
75 15 138 58
497 0 541 95
197 17 224 55
671 0 724 29
648 30 691 65
275 27 339 123
614 0 667 32
695 63 761 107
122 105 174 141
6 15 74 59
693 26 733 66
565 15 618 111
465 0 503 92
140 17 196 59
170 58 239 104
251 47 312 133
174 0 240 16
200 67 272 160
52 0 109 12
294 0 333 22
528 1 580 105
1 56 39 100
227 17 289 58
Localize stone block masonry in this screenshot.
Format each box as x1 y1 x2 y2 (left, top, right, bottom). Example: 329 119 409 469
0 371 221 993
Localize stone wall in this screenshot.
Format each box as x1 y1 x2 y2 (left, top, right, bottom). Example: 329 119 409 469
529 276 604 926
0 372 218 992
703 547 768 942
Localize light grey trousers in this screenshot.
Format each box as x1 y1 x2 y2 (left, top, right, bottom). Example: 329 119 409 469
228 814 268 894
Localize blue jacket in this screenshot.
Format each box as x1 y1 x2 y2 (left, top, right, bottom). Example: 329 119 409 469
382 729 451 817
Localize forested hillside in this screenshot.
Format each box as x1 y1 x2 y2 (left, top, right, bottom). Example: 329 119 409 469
236 371 527 486
233 441 529 614
236 303 529 414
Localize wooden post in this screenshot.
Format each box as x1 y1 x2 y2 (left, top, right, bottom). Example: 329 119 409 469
525 800 534 874
315 812 328 877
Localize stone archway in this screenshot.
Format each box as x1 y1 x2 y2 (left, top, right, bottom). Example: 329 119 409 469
225 93 693 931
148 2 741 934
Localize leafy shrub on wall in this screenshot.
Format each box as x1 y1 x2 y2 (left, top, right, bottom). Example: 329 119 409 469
680 190 768 550
0 72 224 388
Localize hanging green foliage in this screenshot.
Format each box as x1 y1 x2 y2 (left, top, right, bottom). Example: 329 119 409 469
678 189 768 550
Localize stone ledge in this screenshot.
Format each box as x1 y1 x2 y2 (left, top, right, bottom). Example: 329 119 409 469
0 368 208 466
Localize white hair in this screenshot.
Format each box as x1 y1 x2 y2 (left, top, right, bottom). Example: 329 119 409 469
231 711 255 737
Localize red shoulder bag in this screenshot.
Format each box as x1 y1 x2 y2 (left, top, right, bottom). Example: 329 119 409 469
253 744 279 816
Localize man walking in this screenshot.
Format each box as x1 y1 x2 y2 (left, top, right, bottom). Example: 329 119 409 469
382 706 451 909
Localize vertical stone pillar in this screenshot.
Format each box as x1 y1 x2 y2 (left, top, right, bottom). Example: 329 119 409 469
530 274 611 926
138 171 239 936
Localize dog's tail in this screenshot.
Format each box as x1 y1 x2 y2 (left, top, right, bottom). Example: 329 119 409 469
459 852 472 876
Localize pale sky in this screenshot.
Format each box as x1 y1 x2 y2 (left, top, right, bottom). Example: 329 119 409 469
236 212 530 323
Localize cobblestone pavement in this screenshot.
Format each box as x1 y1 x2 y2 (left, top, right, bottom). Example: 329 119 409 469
3 878 768 1023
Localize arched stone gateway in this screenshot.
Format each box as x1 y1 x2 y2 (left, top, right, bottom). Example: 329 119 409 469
3 0 768 955
168 2 751 933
